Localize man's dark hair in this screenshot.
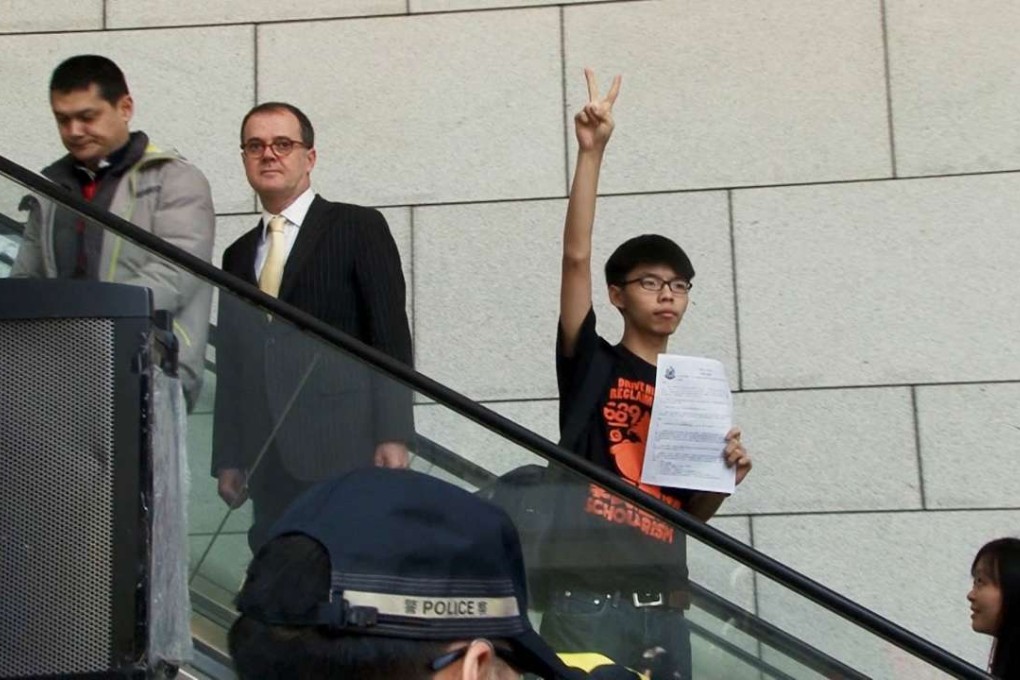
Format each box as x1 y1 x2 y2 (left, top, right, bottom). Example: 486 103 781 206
229 534 447 679
240 102 315 148
604 234 695 287
49 55 129 104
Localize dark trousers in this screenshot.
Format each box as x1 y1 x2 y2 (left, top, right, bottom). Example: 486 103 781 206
540 587 692 679
247 447 316 553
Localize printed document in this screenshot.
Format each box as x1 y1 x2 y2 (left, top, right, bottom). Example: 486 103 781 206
639 354 735 494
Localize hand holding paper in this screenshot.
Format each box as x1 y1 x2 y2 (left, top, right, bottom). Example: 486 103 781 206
724 427 752 487
640 355 743 494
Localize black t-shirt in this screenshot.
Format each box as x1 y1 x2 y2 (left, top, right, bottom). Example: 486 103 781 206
550 307 690 591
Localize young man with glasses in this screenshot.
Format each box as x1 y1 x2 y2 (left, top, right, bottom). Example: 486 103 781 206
229 468 588 680
213 102 413 551
540 70 753 678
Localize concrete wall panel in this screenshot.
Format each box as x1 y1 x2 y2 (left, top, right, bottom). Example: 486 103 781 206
887 0 1020 175
257 8 564 207
0 0 102 33
735 174 1020 389
563 0 891 193
722 387 921 515
917 382 1020 509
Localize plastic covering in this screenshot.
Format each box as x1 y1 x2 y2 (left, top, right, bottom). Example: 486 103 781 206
148 368 193 666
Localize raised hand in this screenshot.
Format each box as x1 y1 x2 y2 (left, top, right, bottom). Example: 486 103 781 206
575 67 622 152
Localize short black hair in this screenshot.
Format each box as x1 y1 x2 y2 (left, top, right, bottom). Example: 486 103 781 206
49 55 129 105
605 234 695 287
229 534 447 679
240 102 315 148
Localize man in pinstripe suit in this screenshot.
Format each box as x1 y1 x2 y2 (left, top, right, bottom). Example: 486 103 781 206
212 102 414 551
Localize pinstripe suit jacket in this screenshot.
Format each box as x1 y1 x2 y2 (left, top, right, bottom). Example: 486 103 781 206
212 195 414 481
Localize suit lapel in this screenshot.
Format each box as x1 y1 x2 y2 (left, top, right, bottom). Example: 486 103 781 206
232 223 261 286
279 195 331 300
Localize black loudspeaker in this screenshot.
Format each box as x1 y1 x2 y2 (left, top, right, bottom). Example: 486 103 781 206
0 280 165 679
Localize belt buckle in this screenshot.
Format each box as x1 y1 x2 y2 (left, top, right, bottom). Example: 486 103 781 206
632 592 664 608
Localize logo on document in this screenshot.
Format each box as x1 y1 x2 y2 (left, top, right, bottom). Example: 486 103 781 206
664 365 676 380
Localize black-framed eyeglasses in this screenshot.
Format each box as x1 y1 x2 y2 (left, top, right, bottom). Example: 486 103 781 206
429 641 524 675
620 275 693 294
240 138 308 158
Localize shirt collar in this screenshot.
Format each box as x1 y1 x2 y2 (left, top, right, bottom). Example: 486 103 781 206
260 187 316 239
73 132 138 181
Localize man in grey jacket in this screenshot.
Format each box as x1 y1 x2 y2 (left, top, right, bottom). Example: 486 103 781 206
12 54 215 410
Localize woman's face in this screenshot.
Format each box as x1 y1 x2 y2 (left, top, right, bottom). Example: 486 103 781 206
968 556 1003 636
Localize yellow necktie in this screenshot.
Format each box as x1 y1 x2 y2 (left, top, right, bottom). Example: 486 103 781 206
259 215 286 298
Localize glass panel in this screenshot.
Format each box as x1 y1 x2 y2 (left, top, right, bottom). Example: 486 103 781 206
0 189 27 278
0 164 977 680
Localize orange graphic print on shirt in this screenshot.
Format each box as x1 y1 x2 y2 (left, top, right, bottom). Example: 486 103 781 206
604 377 654 482
584 376 683 544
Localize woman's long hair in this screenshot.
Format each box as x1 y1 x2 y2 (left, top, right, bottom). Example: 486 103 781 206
973 538 1020 679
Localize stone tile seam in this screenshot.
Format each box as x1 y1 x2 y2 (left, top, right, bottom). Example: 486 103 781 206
2 0 633 37
735 378 1020 395
879 0 898 178
718 506 1020 521
558 5 571 198
408 378 1020 408
48 0 651 34
251 23 260 213
727 189 744 392
205 167 1020 214
911 385 927 510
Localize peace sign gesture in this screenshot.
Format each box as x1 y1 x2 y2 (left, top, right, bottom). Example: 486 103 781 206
574 68 622 152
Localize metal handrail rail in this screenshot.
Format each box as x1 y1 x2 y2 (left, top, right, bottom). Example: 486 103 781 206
0 153 989 679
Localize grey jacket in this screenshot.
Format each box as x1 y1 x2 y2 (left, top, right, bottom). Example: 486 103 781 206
11 139 216 410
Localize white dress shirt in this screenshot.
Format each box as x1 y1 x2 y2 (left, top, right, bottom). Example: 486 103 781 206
253 187 316 281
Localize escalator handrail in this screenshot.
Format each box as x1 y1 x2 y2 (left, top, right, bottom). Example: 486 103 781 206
0 154 989 680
